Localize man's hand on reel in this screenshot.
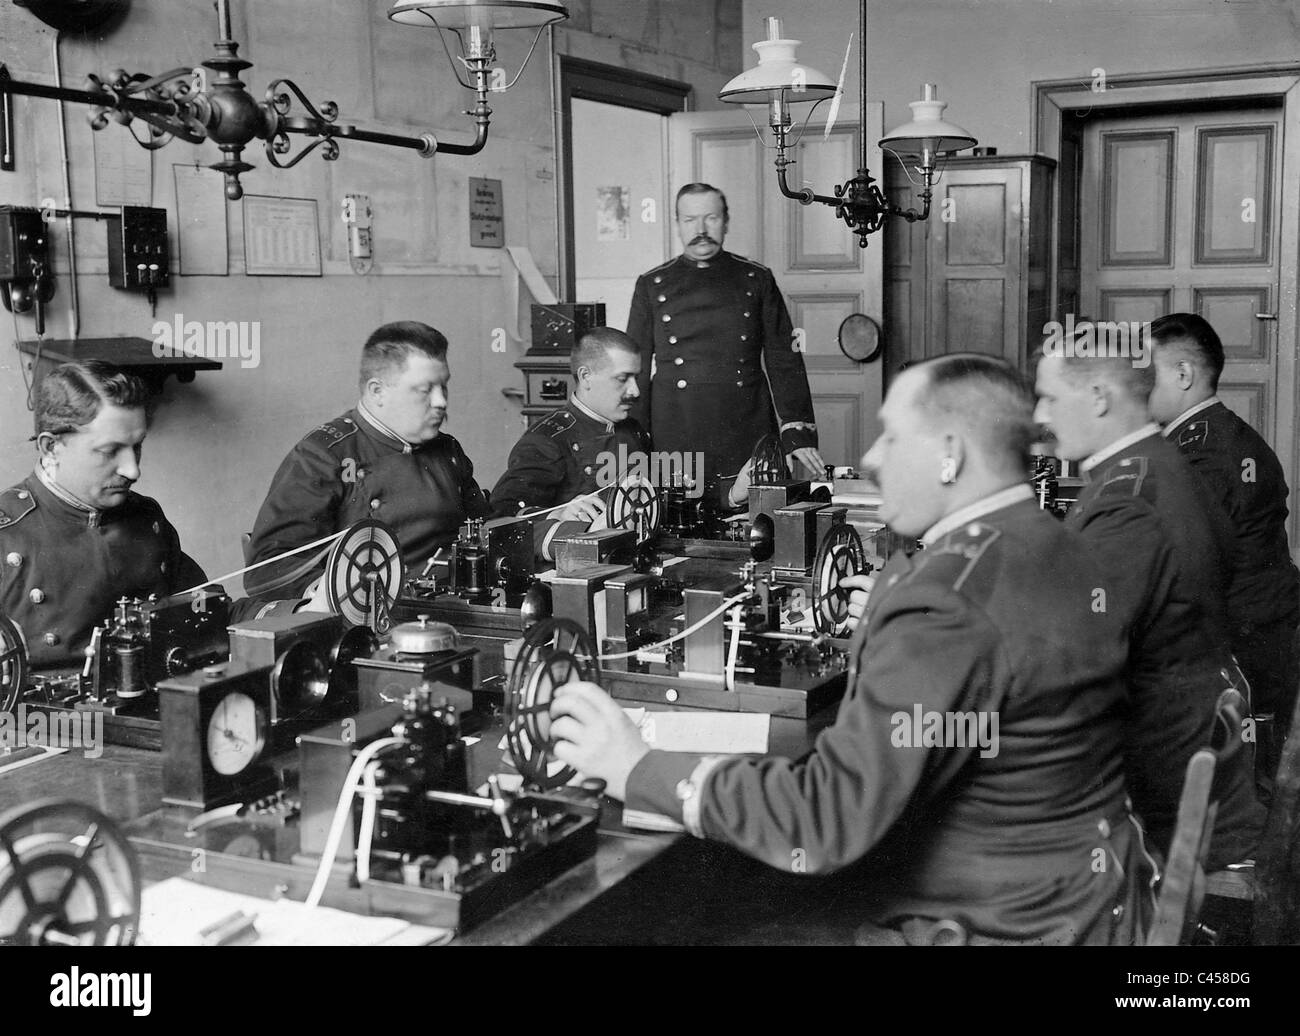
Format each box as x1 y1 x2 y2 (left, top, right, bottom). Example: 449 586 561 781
555 493 607 528
788 446 826 480
727 458 755 508
549 682 649 802
841 572 875 628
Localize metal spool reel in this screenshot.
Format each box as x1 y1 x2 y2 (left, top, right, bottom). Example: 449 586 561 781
504 619 600 790
0 615 28 714
325 519 405 635
750 433 788 486
607 474 662 545
0 800 141 946
812 524 866 637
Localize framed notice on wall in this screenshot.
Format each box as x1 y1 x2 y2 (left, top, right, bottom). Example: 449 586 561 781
242 195 322 276
469 177 504 248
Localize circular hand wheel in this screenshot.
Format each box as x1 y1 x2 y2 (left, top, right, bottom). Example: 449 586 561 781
0 615 27 715
0 800 141 946
812 524 866 637
325 520 405 632
504 618 600 790
750 433 787 486
608 474 662 545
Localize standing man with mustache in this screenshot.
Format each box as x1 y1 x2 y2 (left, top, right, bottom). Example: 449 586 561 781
246 321 491 599
626 183 823 500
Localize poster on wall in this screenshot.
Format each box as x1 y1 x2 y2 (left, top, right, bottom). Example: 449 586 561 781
469 177 504 248
596 186 630 241
173 164 229 276
242 195 322 276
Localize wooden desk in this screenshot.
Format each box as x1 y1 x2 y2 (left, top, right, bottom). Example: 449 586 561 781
0 705 839 944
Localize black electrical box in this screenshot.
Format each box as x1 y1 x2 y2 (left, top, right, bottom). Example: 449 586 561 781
106 206 170 290
529 302 606 355
0 205 48 281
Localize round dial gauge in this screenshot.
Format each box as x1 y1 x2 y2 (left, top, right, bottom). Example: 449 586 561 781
206 692 267 776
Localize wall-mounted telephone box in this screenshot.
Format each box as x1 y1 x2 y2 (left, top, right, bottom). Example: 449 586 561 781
106 206 170 291
0 205 47 281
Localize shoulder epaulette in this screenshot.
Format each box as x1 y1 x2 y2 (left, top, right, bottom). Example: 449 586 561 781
642 257 677 279
730 253 772 274
535 410 576 438
1176 419 1210 450
922 521 1002 592
0 484 37 529
1095 455 1149 498
305 415 359 451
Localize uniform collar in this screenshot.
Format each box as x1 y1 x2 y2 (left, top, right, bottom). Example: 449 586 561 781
920 484 1034 547
677 249 728 270
1162 396 1221 438
357 400 416 454
1081 423 1162 475
569 394 614 432
33 468 104 527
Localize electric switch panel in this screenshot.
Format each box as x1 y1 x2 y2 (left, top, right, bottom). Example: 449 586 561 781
0 206 48 281
106 206 170 291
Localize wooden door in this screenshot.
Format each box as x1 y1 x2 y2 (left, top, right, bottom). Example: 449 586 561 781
1081 108 1286 462
660 105 886 467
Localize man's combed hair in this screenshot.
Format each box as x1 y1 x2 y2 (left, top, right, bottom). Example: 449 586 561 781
912 353 1037 471
360 321 448 388
1149 312 1225 390
35 360 150 438
675 182 729 222
1043 321 1156 404
570 327 639 378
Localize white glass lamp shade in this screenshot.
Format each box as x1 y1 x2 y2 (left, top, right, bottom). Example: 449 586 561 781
388 0 569 31
719 36 837 105
879 84 977 157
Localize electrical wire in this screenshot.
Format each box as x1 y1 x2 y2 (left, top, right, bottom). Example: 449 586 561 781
597 591 750 661
176 528 348 597
304 736 403 909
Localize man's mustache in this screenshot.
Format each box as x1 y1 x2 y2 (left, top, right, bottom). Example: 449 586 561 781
689 234 717 246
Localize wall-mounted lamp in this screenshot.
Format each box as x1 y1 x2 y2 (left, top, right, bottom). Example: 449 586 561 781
0 0 568 200
720 6 976 248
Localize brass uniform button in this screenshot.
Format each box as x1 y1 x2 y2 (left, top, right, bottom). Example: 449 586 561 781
5 552 21 568
29 588 45 604
43 632 60 646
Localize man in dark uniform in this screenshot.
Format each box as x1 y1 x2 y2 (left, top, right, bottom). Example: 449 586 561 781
0 362 281 670
490 328 651 560
626 183 823 497
1034 334 1262 868
246 322 491 599
1148 312 1300 787
552 355 1150 945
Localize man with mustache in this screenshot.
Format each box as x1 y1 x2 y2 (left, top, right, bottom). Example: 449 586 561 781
246 321 490 599
0 361 276 669
625 183 823 501
490 328 651 560
551 355 1150 944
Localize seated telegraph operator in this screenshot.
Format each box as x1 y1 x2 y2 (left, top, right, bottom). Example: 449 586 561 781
1033 327 1263 868
246 321 491 599
552 354 1152 945
0 361 283 670
490 327 651 560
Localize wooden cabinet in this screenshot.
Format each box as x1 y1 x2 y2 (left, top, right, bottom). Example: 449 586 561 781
884 154 1055 383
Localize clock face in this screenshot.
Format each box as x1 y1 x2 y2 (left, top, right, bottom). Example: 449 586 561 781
206 692 267 776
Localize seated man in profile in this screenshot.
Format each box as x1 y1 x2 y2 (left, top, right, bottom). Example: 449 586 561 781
1148 313 1300 791
246 321 491 599
490 328 651 560
1034 327 1263 868
0 361 281 671
553 354 1150 945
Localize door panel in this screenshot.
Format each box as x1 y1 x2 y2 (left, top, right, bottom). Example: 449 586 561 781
669 105 885 467
1081 106 1285 476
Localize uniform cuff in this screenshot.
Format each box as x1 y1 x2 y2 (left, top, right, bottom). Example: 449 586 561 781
780 423 818 454
626 750 729 837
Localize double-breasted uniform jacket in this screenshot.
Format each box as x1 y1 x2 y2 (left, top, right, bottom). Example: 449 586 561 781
1166 399 1300 715
1064 429 1263 868
246 407 491 599
0 474 210 669
626 251 817 490
490 399 652 559
626 492 1150 944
